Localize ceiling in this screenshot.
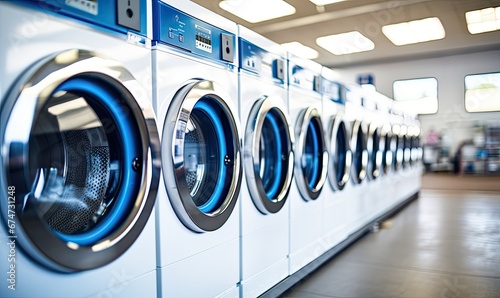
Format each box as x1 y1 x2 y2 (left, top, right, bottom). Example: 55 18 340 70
191 0 500 68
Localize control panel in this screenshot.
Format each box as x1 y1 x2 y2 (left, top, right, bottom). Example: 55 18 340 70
290 64 321 93
155 2 235 64
18 0 148 37
322 80 345 104
239 39 285 83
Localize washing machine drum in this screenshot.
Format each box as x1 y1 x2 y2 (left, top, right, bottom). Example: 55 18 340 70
403 134 412 167
327 113 351 191
395 134 405 170
294 107 328 201
381 127 395 175
244 96 294 214
367 124 382 180
0 50 160 272
162 80 242 232
350 120 368 184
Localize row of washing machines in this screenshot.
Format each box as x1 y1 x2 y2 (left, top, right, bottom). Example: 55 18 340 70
0 1 422 297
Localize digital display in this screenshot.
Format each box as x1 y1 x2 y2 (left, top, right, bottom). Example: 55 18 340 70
196 34 212 46
195 24 212 53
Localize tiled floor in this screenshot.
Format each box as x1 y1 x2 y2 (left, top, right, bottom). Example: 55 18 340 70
281 189 500 298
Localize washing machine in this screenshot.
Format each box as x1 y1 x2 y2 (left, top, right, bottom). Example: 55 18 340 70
387 109 408 207
396 114 422 203
287 54 328 275
238 26 294 297
320 69 352 251
343 84 370 234
0 1 159 297
363 90 395 223
152 1 242 297
391 110 405 173
371 93 398 216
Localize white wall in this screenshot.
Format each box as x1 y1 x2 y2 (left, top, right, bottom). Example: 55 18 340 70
335 50 500 157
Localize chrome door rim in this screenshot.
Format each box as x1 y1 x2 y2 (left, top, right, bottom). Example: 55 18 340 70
367 123 383 180
327 112 352 191
381 124 394 175
0 49 160 272
161 79 242 232
350 120 368 184
294 106 328 201
244 95 294 214
392 124 404 171
401 125 411 168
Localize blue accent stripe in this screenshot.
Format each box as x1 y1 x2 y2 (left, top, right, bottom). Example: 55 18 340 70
264 111 282 199
53 78 140 246
194 99 227 213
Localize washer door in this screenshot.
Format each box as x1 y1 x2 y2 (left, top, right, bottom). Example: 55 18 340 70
244 96 294 214
403 134 412 167
0 50 160 272
414 135 423 163
294 107 328 201
381 125 395 175
393 125 404 171
327 113 352 191
410 136 417 166
162 80 242 232
395 134 405 170
367 123 382 180
350 120 368 184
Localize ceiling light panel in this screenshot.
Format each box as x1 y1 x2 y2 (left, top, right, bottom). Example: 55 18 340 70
308 0 346 5
281 42 319 59
219 0 296 23
382 17 445 46
465 6 500 34
316 31 374 55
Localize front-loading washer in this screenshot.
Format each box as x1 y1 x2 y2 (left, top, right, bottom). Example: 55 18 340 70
238 26 294 297
343 84 370 234
370 93 398 216
387 109 408 207
0 1 159 297
287 54 328 275
320 68 352 251
361 91 386 223
152 1 242 297
396 115 422 204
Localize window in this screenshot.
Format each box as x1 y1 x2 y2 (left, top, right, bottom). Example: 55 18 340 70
465 72 500 113
393 77 438 114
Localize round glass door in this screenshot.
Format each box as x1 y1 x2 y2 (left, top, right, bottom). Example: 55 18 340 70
367 124 382 180
393 125 404 171
350 120 368 184
381 124 394 175
413 135 423 164
0 50 160 272
403 126 411 168
295 107 328 201
162 80 242 232
327 113 351 191
244 96 294 214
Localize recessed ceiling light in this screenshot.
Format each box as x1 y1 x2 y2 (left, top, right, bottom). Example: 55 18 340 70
316 31 375 55
219 0 296 23
308 0 346 5
465 6 500 34
382 17 445 46
281 42 319 59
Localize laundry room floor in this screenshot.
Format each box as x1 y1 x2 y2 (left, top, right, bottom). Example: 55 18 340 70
280 174 500 298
